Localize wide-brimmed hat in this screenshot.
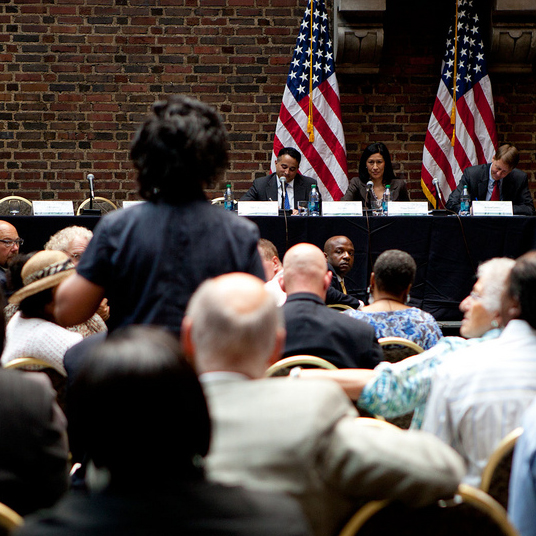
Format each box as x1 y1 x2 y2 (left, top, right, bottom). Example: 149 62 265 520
9 250 75 305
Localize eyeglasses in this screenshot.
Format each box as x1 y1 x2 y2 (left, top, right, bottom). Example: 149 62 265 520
0 238 24 248
469 291 482 301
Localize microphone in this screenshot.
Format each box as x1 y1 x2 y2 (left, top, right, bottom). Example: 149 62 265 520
432 178 443 208
81 173 101 216
87 174 95 201
366 181 373 210
280 176 287 211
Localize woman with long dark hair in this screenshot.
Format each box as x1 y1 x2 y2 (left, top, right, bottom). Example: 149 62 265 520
341 142 409 208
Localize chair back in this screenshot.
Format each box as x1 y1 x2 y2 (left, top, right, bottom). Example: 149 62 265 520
77 197 117 216
0 196 33 216
3 358 67 412
338 484 519 536
378 336 424 364
327 303 356 312
480 427 523 510
265 355 338 377
0 501 23 535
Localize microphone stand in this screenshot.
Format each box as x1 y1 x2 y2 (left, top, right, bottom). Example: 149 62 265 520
81 173 101 216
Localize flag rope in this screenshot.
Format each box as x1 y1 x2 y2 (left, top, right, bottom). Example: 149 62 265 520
307 0 315 142
450 0 458 146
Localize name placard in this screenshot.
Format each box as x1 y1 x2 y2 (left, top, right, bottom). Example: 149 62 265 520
471 201 513 216
32 201 74 216
387 201 428 216
237 201 279 217
122 201 145 209
322 201 363 217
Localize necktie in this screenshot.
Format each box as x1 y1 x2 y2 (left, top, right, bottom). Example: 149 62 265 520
490 180 500 201
340 279 347 294
284 182 290 210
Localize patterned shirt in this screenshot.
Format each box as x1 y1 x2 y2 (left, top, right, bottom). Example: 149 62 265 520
358 329 501 429
345 307 442 350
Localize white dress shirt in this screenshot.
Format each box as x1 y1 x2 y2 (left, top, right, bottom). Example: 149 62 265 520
422 319 536 487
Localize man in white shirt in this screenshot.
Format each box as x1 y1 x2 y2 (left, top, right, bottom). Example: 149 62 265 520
422 251 536 486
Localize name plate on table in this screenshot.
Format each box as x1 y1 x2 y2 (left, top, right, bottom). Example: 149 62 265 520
122 201 145 209
322 201 363 217
387 201 428 216
237 201 279 216
32 201 74 216
471 201 513 216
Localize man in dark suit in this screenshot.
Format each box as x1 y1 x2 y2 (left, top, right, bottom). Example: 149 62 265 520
446 144 535 215
281 243 382 368
241 147 320 213
324 235 355 295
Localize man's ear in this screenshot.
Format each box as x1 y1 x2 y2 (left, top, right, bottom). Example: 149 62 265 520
323 269 333 291
180 316 196 366
267 327 286 366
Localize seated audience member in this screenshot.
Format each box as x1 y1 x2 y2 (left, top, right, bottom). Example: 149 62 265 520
422 251 536 486
44 226 109 335
301 258 515 429
241 147 320 214
508 398 536 536
2 251 83 375
0 220 23 295
281 243 382 368
258 238 361 308
324 235 355 295
446 144 535 216
182 272 465 536
346 249 442 350
258 238 286 307
54 95 264 335
17 326 310 536
341 143 409 207
0 288 69 517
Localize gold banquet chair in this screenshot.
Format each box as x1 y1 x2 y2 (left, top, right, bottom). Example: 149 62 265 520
265 355 338 377
0 196 33 216
327 303 356 312
77 197 117 216
378 337 424 364
0 501 23 534
480 427 523 510
338 484 519 536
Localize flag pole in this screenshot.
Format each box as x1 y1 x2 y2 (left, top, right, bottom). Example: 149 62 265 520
450 0 458 146
307 0 315 142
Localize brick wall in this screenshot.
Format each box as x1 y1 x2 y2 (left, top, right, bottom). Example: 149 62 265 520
0 0 534 207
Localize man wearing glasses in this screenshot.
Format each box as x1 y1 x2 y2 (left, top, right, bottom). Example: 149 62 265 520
0 220 23 294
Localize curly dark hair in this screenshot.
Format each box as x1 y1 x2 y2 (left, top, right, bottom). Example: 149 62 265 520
373 249 417 295
507 251 536 329
130 95 229 203
358 142 397 185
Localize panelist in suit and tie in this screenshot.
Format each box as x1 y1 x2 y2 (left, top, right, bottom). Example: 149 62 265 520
446 144 535 216
241 147 320 214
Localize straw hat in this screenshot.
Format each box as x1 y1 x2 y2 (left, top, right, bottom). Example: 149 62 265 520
9 250 75 305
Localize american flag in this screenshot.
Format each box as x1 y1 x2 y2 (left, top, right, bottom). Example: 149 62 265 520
271 0 348 201
421 0 497 207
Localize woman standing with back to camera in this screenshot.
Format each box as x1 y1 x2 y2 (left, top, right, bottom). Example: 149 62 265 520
341 142 410 208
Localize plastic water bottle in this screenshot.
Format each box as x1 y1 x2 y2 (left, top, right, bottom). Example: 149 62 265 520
224 183 234 211
382 184 391 216
459 185 471 216
308 184 320 216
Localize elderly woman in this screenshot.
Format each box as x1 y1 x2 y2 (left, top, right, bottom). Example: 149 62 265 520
341 142 409 208
346 249 442 350
302 257 515 429
2 251 83 375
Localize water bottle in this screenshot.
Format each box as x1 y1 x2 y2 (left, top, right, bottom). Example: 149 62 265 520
459 185 471 216
224 183 234 211
382 184 391 216
308 184 320 216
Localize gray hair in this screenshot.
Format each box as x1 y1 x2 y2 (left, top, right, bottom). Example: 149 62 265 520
44 226 93 253
186 276 284 367
476 257 515 314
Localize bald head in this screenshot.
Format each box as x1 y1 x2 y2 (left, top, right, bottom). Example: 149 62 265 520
182 273 285 377
283 243 331 298
0 220 21 267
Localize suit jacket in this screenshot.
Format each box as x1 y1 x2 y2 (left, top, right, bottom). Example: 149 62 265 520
203 376 465 536
446 163 535 216
341 177 409 206
282 292 381 368
0 370 69 516
16 480 311 536
241 173 320 209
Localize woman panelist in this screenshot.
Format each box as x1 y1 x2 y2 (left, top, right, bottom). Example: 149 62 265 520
341 142 409 208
